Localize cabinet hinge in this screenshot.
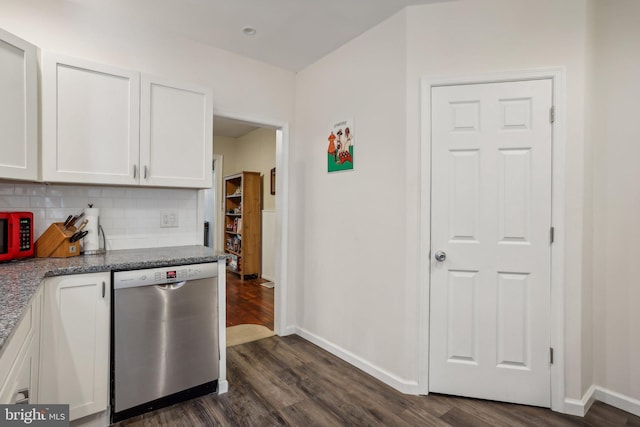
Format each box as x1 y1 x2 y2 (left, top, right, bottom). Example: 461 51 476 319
550 106 556 124
550 227 555 244
550 347 554 364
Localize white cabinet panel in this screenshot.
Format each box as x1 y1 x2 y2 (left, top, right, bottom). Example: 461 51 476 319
42 53 140 185
41 53 212 189
140 75 213 188
0 28 38 181
0 287 41 405
39 273 110 421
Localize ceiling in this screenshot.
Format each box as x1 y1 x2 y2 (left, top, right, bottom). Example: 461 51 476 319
66 0 451 72
62 0 452 138
213 117 261 138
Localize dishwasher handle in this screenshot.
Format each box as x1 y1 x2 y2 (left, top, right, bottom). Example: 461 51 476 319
157 281 187 290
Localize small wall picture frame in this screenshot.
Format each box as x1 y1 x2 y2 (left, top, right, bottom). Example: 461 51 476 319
270 168 276 195
327 118 354 173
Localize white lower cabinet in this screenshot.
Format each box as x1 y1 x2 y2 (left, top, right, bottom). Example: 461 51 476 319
39 272 110 422
0 287 41 405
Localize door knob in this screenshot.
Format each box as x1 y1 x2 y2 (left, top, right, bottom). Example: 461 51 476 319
434 250 447 262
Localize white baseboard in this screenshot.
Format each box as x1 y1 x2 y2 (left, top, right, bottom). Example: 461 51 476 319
564 384 596 416
295 326 420 395
218 380 229 394
594 386 640 418
280 325 297 336
564 384 640 418
285 327 640 419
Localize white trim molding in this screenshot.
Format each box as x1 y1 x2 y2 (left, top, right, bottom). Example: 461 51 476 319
296 327 420 395
594 386 640 418
565 385 640 418
564 384 596 417
211 110 292 337
419 67 567 412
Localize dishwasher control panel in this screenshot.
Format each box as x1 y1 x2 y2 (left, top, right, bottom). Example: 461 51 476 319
113 262 218 289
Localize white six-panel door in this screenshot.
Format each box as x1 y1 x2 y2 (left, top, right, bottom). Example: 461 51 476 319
429 79 553 407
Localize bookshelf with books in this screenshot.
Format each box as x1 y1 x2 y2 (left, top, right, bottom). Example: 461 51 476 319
224 171 261 279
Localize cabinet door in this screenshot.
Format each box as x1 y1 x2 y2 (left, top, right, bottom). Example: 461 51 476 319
42 53 140 185
0 287 41 405
140 75 212 188
40 273 110 421
0 28 38 181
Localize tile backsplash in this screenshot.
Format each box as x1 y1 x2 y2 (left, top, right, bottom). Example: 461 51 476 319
0 182 201 250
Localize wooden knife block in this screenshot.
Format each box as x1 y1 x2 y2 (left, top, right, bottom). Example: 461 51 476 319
35 222 80 258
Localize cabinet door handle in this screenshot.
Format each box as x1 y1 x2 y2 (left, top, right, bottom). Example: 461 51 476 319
133 164 138 179
102 281 106 298
144 165 148 179
16 388 29 404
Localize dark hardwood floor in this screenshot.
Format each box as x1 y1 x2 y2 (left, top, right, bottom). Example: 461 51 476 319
114 335 640 426
226 272 274 330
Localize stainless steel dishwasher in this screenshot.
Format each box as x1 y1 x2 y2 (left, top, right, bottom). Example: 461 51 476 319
111 262 219 423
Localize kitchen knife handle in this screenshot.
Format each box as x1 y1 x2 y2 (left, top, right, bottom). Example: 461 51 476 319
76 220 88 232
133 164 137 179
69 230 88 243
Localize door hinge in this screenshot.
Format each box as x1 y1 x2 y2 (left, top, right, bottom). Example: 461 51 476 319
550 227 555 244
550 106 555 124
550 347 554 364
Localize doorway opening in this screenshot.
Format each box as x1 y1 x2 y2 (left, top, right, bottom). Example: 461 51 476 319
210 114 287 346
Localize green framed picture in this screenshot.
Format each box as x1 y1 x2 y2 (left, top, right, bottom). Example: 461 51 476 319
327 118 354 173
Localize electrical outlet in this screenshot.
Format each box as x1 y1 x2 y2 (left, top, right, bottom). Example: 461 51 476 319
160 209 179 228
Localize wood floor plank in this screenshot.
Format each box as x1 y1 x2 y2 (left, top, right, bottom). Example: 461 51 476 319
227 346 305 410
584 401 636 427
278 397 346 427
440 406 495 427
397 404 455 427
112 335 640 427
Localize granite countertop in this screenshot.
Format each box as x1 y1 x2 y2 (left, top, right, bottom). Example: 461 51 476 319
0 245 228 352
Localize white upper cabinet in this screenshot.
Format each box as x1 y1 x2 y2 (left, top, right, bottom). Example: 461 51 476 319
41 53 140 185
41 53 213 188
0 28 38 181
140 75 213 188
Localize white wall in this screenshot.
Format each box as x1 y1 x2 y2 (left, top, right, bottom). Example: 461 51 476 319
591 0 640 403
294 0 592 399
236 128 277 211
294 11 410 383
405 0 589 401
581 0 597 400
213 136 239 178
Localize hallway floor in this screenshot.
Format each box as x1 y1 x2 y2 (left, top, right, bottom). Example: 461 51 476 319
225 272 274 330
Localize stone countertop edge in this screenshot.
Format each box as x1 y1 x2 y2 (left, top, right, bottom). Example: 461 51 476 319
0 245 229 354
